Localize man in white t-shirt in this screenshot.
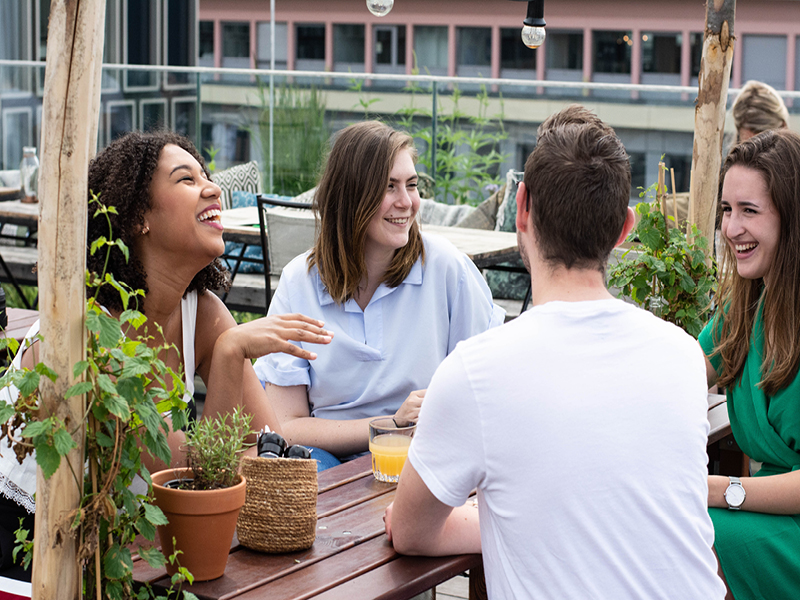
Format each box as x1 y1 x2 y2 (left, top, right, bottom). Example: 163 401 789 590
385 105 726 600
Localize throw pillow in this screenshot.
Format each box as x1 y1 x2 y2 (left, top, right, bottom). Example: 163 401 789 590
212 161 262 210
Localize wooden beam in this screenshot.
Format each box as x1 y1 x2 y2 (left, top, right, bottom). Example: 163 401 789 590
32 0 106 598
688 0 736 254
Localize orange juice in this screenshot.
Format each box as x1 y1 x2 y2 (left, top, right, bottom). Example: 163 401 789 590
369 434 412 482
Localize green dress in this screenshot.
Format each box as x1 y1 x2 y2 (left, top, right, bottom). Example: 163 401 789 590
700 308 800 600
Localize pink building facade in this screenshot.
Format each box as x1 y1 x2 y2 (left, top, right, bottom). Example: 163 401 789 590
198 0 800 92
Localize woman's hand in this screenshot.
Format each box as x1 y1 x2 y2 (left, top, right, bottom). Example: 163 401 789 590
219 313 333 362
394 389 425 427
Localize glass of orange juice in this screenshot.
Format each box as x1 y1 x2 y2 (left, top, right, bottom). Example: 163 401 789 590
369 418 416 483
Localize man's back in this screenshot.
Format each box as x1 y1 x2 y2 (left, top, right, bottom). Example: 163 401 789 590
408 299 724 599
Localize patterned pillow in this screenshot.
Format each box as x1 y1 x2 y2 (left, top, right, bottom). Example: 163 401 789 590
212 161 262 210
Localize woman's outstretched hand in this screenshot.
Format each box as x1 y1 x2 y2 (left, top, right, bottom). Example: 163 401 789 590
219 313 333 361
393 389 425 427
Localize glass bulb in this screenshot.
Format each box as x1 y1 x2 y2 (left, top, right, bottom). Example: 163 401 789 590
366 0 393 17
521 26 546 49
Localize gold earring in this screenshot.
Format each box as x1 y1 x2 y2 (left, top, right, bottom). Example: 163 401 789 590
141 226 150 235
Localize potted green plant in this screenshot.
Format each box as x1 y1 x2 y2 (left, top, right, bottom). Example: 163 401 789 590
150 408 252 582
0 196 196 600
607 184 717 337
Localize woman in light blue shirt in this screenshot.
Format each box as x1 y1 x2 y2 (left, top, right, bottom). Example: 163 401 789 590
254 121 504 469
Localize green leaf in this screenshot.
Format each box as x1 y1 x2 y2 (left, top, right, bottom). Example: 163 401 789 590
72 360 90 378
104 393 131 420
105 580 124 600
16 370 41 397
53 427 77 456
34 441 61 479
34 362 58 383
90 236 108 256
136 516 157 542
137 545 166 569
182 592 199 600
87 311 123 349
0 403 14 423
143 503 169 526
103 543 133 580
116 377 145 403
95 429 114 448
65 381 93 398
120 309 147 329
21 420 50 438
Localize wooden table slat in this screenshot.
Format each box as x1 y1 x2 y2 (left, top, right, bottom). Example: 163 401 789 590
307 553 480 600
231 537 395 600
317 474 394 519
143 486 396 599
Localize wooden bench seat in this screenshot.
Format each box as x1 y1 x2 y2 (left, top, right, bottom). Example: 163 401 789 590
0 245 39 286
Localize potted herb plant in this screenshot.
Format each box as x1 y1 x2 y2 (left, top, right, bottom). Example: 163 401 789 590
607 184 717 337
150 408 252 582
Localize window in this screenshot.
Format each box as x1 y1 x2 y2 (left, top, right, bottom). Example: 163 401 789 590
690 33 702 79
256 22 288 69
375 25 405 67
593 30 631 74
629 152 646 199
334 24 365 64
297 25 325 60
546 32 582 70
457 27 491 67
126 0 159 88
742 34 787 90
199 20 214 67
166 0 195 85
642 32 680 74
501 28 536 70
664 154 691 194
222 22 250 61
414 25 448 73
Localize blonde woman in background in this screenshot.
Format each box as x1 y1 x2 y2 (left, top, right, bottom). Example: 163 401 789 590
732 80 789 144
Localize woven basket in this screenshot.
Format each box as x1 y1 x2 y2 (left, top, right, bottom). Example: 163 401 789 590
236 455 318 553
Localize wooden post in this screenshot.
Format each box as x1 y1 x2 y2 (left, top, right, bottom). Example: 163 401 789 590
32 1 106 599
688 0 736 255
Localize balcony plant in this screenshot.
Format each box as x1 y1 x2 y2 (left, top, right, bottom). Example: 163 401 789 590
607 178 717 338
0 195 195 600
150 408 252 582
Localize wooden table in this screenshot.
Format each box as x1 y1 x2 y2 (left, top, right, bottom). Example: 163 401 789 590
221 208 519 269
0 200 38 228
133 455 482 600
1 308 39 342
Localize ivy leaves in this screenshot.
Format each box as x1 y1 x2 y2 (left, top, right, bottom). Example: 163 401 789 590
608 201 717 338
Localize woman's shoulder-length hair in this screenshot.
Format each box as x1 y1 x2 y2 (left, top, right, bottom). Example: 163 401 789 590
308 121 424 304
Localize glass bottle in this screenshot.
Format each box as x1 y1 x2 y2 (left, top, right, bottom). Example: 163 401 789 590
20 147 39 204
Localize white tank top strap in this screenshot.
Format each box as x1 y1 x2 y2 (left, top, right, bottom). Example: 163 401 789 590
181 290 197 400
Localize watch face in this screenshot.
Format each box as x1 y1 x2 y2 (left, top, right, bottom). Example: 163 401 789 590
726 484 745 507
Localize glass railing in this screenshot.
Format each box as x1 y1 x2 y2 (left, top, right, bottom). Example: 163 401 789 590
3 59 800 205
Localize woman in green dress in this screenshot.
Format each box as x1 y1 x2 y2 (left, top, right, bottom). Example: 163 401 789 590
700 128 800 600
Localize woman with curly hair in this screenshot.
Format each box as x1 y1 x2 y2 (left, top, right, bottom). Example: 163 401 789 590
254 121 504 470
703 129 800 599
0 131 332 580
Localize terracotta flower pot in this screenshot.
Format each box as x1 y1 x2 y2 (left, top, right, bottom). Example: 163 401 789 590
151 468 247 582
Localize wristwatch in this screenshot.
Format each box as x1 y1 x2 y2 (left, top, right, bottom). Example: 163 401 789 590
724 476 746 510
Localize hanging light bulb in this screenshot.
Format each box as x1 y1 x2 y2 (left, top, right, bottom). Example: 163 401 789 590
366 0 393 17
521 25 546 49
510 0 546 49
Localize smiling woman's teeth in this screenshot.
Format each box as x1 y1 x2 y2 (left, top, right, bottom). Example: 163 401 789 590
735 242 757 253
198 209 221 222
386 217 408 224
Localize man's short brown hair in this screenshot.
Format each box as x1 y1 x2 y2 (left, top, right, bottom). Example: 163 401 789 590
523 105 630 271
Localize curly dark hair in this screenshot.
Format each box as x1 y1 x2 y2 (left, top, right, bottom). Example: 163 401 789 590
87 131 230 313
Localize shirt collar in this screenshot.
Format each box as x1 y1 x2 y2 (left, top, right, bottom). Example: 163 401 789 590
314 255 424 308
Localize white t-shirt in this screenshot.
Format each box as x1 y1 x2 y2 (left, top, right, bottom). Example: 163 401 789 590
254 233 505 420
409 299 725 600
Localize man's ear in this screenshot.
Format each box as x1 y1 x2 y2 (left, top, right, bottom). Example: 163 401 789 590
614 206 636 247
515 182 530 232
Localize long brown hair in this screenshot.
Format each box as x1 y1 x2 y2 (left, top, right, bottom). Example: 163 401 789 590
307 121 424 303
713 129 800 395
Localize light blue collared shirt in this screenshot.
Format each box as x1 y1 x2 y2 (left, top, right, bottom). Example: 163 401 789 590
254 232 505 420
